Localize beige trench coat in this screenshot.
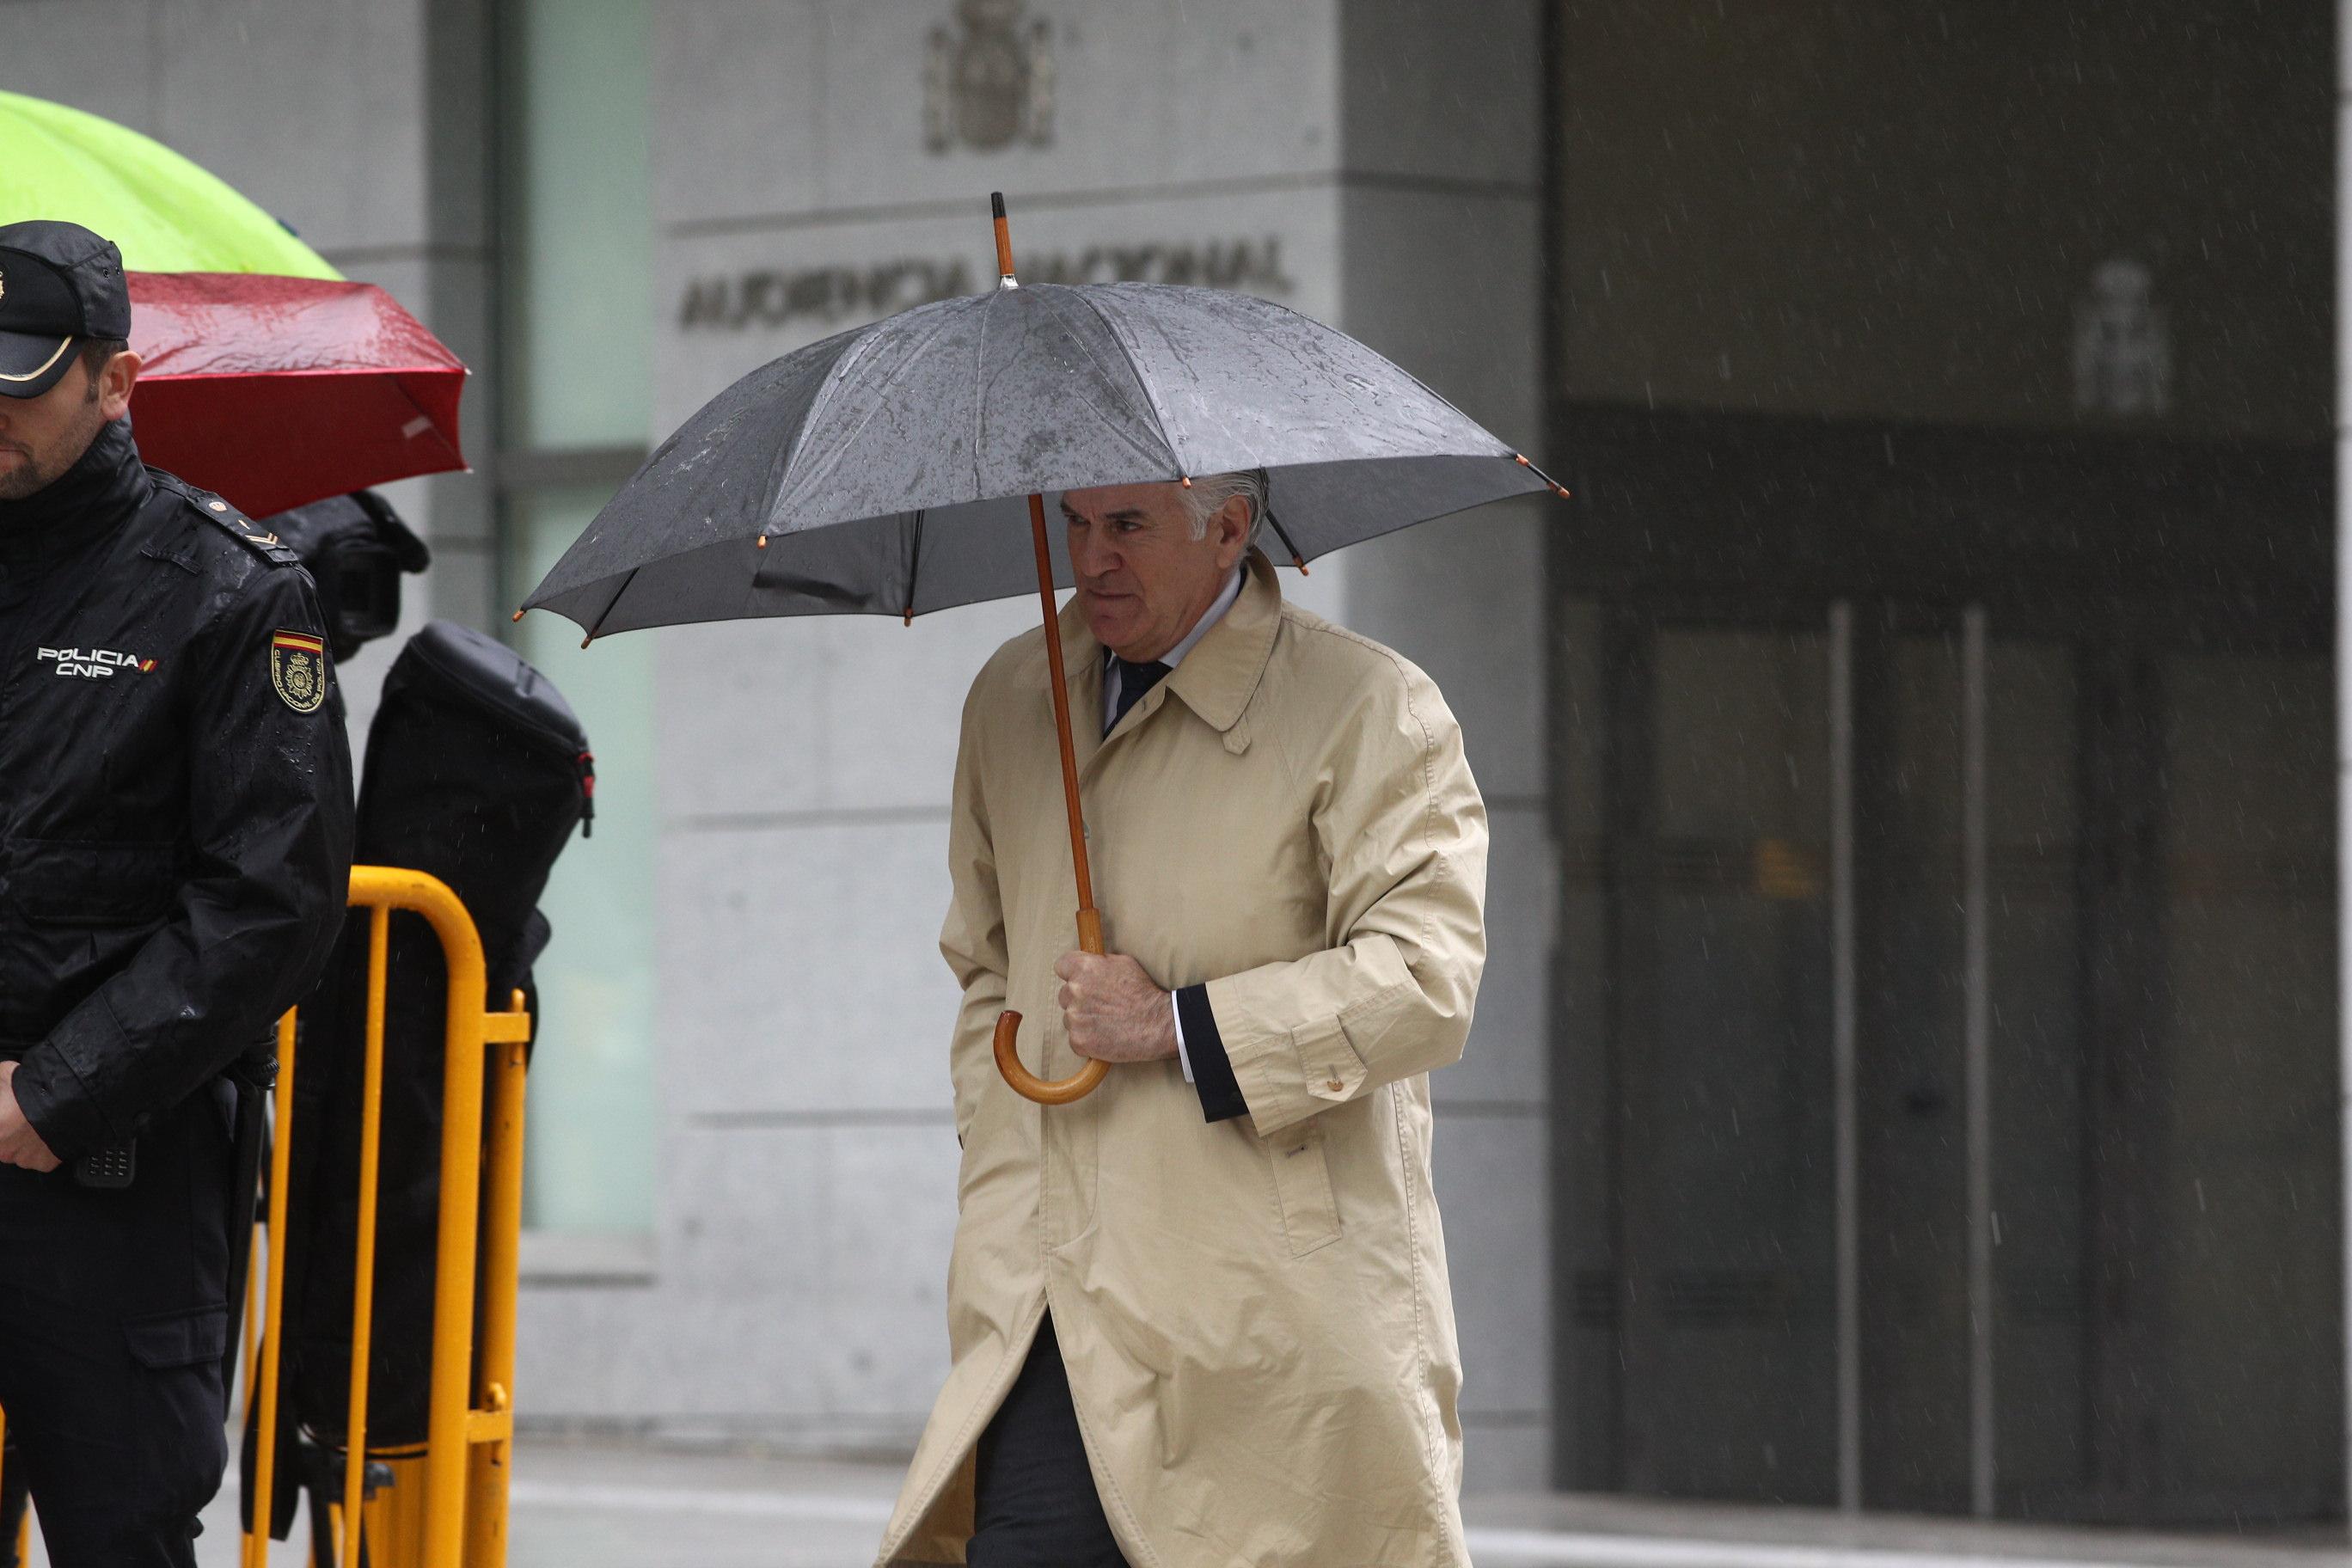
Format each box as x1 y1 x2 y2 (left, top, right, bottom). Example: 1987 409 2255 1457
878 551 1488 1568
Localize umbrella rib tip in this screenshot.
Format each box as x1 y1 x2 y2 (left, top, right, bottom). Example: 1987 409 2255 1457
1515 453 1571 499
511 609 525 623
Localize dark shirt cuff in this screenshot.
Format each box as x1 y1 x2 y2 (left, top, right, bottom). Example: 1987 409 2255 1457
1177 984 1247 1124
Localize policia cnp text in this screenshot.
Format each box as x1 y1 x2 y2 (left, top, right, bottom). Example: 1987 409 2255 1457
0 221 354 1565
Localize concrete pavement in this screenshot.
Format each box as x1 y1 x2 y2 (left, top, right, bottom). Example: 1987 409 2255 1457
25 1435 2352 1567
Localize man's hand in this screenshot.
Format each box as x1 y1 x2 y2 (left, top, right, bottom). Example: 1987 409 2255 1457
1056 951 1180 1063
0 1063 61 1173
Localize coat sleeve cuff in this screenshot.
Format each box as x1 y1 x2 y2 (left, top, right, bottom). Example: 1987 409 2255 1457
1175 984 1247 1123
9 1046 110 1163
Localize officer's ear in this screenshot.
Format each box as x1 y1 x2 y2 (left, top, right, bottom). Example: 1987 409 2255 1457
89 346 141 424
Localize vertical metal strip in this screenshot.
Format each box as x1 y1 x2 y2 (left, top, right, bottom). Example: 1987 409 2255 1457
467 989 536 1564
2336 2 2352 1525
413 869 495 1565
1964 606 1996 1516
2335 488 2352 1534
1830 599 1862 1512
242 1218 262 1419
341 903 392 1568
243 1008 300 1567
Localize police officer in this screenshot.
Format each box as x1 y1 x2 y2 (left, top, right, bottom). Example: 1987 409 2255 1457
0 221 354 1565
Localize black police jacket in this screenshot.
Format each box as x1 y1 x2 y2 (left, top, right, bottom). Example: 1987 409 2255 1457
0 420 355 1160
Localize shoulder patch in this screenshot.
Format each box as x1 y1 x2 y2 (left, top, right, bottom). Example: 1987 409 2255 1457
150 472 306 568
269 629 330 713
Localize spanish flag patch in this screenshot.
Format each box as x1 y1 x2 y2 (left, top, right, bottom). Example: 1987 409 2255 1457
269 630 328 714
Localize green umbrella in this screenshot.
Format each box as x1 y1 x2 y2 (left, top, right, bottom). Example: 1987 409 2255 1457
0 90 478 516
0 89 338 279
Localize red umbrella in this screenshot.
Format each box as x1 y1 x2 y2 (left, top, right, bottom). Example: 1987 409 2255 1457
126 272 469 518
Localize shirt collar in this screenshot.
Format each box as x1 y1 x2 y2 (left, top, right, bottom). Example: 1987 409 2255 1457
1068 549 1284 734
1106 564 1244 676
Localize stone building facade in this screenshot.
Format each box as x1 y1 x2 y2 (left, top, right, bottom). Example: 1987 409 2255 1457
0 0 1558 1492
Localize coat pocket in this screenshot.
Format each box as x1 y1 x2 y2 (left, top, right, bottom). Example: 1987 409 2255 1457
121 1303 230 1370
1268 1118 1342 1258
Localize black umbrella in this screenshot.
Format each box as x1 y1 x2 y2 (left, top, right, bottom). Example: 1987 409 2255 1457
523 194 1566 1104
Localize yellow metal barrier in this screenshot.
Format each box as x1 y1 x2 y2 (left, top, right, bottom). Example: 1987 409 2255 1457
0 867 527 1565
242 1008 299 1565
243 865 534 1568
2 1404 21 1568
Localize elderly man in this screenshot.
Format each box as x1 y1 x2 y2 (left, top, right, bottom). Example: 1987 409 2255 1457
876 470 1487 1568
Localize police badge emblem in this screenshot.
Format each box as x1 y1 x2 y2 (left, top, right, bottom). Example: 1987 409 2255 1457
270 629 328 714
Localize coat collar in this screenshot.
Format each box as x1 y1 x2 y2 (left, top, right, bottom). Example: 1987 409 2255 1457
1059 548 1282 738
0 418 150 569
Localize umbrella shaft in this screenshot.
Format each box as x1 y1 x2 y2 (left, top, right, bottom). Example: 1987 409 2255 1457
1027 493 1103 952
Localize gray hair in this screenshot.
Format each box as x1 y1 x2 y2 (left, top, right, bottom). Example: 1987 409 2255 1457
1179 469 1268 547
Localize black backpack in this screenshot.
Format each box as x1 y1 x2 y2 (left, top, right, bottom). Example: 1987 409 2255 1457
246 621 592 1537
260 489 432 663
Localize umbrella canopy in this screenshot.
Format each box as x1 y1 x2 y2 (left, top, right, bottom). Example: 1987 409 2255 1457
3 90 470 513
126 272 468 517
0 89 338 278
524 279 1561 639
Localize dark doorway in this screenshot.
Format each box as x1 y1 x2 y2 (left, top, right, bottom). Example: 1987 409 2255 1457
1553 407 2340 1523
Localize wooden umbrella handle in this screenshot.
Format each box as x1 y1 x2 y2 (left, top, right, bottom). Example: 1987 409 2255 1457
996 905 1112 1104
994 1010 1109 1105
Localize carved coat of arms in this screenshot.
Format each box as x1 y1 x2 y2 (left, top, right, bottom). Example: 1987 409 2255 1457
2073 258 2171 419
926 0 1054 154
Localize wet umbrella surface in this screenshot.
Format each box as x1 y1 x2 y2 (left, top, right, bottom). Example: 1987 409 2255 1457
126 273 468 518
524 270 1562 639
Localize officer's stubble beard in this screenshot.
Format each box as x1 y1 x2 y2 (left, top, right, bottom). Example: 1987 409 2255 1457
0 354 116 504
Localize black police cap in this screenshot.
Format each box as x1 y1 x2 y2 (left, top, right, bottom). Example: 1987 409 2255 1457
0 220 132 401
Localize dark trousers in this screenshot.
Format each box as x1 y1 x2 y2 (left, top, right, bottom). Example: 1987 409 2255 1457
0 1086 236 1568
969 1314 1130 1568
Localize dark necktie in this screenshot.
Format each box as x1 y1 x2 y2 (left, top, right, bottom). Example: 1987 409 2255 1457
1108 656 1171 733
